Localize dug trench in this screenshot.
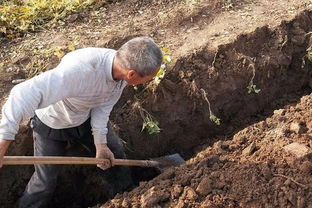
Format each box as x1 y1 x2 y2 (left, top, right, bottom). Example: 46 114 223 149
1 10 312 208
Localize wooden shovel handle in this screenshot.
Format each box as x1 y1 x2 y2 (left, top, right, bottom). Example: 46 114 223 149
3 156 160 167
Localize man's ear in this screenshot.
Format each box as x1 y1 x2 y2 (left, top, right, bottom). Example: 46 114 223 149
126 70 136 80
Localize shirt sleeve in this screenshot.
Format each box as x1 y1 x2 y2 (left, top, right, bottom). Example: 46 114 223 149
0 57 83 140
90 101 116 144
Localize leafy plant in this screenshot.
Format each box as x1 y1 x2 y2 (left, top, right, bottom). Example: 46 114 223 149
138 106 161 134
152 48 172 86
142 114 161 135
0 0 94 38
200 88 221 125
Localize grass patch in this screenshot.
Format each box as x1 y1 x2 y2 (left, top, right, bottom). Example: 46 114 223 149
0 0 95 38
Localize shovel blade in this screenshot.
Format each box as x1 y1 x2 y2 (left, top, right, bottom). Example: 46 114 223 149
153 153 185 170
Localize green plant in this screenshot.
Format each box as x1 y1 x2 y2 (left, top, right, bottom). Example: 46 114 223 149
132 49 172 133
138 106 161 134
151 48 172 87
136 47 172 95
200 88 221 125
0 0 94 38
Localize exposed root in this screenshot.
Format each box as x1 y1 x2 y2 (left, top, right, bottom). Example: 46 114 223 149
280 35 288 51
212 49 219 69
237 52 261 94
200 88 221 125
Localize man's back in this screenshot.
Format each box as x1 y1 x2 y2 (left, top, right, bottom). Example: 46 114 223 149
1 47 127 144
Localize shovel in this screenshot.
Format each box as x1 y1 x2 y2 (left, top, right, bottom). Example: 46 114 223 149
3 153 185 170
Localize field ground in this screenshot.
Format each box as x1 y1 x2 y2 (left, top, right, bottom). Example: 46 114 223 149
0 0 312 207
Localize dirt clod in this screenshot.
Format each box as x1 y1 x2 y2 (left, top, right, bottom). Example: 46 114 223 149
171 185 183 199
196 177 213 195
299 161 312 174
273 109 286 116
140 187 169 208
242 141 257 156
181 187 197 201
289 122 307 134
283 142 310 158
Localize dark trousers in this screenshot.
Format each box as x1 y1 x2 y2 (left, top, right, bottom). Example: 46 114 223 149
19 115 131 208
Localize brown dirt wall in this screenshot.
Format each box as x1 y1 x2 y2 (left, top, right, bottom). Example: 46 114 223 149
102 11 312 208
113 10 312 160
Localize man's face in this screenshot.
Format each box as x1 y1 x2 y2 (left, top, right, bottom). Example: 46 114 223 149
126 69 159 85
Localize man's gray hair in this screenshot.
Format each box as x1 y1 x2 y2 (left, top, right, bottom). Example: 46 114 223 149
116 37 163 76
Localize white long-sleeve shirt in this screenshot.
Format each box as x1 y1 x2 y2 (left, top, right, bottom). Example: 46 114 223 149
0 47 127 144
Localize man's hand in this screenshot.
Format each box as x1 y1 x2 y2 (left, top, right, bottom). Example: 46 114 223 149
95 143 114 170
0 139 12 168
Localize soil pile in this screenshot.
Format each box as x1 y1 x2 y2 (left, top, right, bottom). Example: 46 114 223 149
103 87 312 208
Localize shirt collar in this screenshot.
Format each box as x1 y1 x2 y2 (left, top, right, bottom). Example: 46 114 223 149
106 49 117 82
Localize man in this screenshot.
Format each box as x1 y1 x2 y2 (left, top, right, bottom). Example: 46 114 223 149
0 37 163 207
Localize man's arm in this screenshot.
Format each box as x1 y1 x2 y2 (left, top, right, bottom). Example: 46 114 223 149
0 139 12 168
91 102 118 170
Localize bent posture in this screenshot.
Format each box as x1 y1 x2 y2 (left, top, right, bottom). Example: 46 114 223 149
0 37 162 207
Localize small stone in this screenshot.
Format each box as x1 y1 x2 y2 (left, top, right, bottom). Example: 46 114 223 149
299 161 312 174
242 142 257 156
140 187 169 208
213 141 224 153
171 185 183 199
176 200 186 208
273 109 285 116
283 143 310 158
110 199 122 207
289 122 307 134
181 187 198 201
196 177 213 195
121 199 130 208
